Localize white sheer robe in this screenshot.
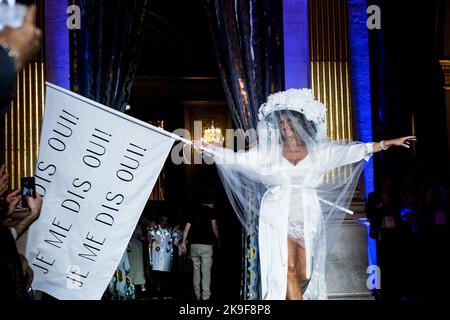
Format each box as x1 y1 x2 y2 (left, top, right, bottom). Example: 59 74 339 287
211 141 374 300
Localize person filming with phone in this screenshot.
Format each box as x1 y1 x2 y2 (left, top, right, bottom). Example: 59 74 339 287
0 2 43 300
0 175 42 300
1 177 42 239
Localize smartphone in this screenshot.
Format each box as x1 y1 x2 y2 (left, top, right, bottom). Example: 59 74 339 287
21 177 36 208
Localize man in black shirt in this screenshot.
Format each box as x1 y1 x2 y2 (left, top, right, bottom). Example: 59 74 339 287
181 201 219 300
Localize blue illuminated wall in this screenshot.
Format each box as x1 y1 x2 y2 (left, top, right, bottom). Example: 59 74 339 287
348 0 374 198
283 0 310 89
348 0 377 271
283 0 374 199
45 0 70 89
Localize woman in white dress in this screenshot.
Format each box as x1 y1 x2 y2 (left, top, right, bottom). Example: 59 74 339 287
197 89 415 300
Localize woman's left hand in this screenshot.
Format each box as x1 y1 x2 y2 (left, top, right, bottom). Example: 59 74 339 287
389 136 417 149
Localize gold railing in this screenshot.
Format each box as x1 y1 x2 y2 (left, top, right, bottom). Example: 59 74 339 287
3 1 45 190
3 64 45 190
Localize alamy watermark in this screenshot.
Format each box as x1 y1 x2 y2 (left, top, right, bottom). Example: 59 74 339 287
367 5 381 30
367 265 381 290
67 5 81 30
66 264 89 289
66 5 381 31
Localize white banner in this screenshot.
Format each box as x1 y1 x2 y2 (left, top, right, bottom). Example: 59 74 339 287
26 83 175 300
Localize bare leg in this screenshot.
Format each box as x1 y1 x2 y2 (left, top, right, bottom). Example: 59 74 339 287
286 237 307 300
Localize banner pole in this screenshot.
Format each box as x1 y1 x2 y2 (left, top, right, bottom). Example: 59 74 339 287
45 84 350 214
45 82 219 156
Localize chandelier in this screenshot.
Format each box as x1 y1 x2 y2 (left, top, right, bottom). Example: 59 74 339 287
201 121 224 145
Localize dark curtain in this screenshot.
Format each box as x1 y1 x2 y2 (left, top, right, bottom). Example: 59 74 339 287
204 0 285 299
70 0 149 111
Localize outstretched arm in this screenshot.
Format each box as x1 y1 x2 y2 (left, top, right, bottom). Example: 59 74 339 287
193 140 257 166
321 136 417 171
371 136 416 153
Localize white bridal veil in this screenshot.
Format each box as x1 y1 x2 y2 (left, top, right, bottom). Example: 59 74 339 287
202 89 373 299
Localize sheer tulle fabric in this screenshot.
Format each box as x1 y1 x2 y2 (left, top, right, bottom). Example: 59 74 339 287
204 110 372 299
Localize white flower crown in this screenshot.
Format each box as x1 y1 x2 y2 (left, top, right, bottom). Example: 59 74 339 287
258 88 327 126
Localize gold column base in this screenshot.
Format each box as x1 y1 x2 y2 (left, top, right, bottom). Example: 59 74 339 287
440 60 450 90
439 60 450 168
